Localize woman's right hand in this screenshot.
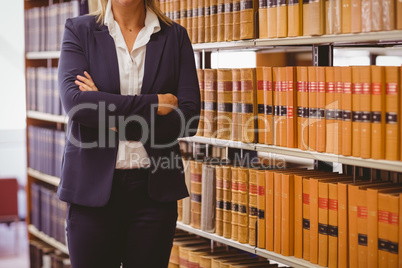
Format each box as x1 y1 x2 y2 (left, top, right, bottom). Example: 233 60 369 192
157 93 178 115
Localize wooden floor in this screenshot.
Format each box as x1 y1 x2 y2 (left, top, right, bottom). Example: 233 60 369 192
0 221 29 268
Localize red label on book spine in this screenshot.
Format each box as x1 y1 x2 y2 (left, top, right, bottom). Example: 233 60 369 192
343 82 352 94
389 212 399 225
386 83 398 95
352 83 362 94
223 180 231 190
318 82 325 93
362 83 371 94
303 193 310 205
232 182 239 191
309 81 318 92
288 80 294 92
238 182 248 192
319 197 329 209
297 81 308 92
335 82 343 93
264 81 272 91
326 82 335 93
378 210 390 224
217 178 223 189
329 199 338 211
191 174 202 183
287 106 294 118
257 80 264 90
258 186 265 195
357 206 368 219
372 83 381 95
249 184 258 194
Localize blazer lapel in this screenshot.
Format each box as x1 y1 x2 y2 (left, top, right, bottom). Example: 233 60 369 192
141 29 168 95
94 26 120 95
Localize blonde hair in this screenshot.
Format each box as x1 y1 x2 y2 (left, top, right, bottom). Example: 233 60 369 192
93 0 172 26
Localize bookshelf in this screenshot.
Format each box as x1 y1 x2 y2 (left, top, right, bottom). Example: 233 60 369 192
28 224 69 255
26 51 61 60
27 167 60 187
26 110 68 124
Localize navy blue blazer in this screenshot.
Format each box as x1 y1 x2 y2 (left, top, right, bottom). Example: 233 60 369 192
57 15 200 207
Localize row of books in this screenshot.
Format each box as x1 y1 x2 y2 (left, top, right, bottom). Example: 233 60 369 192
29 240 70 268
169 230 277 267
25 0 88 52
27 67 65 116
178 159 402 268
196 66 402 161
28 126 65 178
31 182 68 246
163 0 402 43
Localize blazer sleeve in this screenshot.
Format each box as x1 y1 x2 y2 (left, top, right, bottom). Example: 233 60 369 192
152 26 201 144
58 18 159 129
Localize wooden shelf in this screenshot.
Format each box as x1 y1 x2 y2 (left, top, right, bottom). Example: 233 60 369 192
179 136 402 172
28 168 60 187
176 222 324 268
27 110 68 124
28 225 69 255
26 51 61 59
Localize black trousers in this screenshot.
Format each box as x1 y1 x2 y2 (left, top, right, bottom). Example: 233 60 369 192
65 168 178 268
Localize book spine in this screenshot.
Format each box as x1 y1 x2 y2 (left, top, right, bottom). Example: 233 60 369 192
399 193 402 267
384 66 400 161
357 188 368 268
187 0 193 41
382 0 396 31
302 178 311 261
223 165 232 238
338 183 348 268
190 160 203 229
286 66 297 148
224 0 233 41
371 0 383 31
279 67 288 147
348 185 358 268
352 66 362 158
317 67 326 153
361 0 371 32
232 0 241 40
240 0 257 39
318 181 329 267
263 67 274 145
201 164 216 232
198 0 205 42
387 195 399 268
259 0 268 38
360 66 372 159
309 178 319 264
174 0 181 24
341 67 352 156
216 166 224 235
217 0 225 41
210 0 218 42
268 0 278 37
350 0 361 32
294 174 304 258
273 172 282 253
297 66 309 150
257 170 266 248
325 67 336 154
257 67 265 144
238 167 249 244
378 193 389 267
240 68 257 143
371 66 385 160
192 0 199 43
328 183 339 268
308 66 318 152
288 0 302 37
196 69 205 136
281 174 295 256
231 167 240 241
217 69 233 140
248 169 258 246
232 69 242 141
182 159 192 225
367 188 379 268
181 0 188 29
341 0 351 33
204 0 211 42
204 69 218 138
265 170 275 251
277 0 288 37
335 67 344 154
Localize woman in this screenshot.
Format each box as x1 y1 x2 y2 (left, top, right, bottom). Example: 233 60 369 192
57 0 200 266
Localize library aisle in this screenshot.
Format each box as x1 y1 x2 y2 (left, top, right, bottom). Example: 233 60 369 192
0 222 29 268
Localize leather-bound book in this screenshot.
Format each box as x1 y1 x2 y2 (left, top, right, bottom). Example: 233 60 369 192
256 67 265 144
217 69 233 140
341 67 352 156
286 66 297 148
308 66 318 152
383 0 396 31
258 0 268 38
174 0 181 24
273 67 287 147
371 66 385 160
350 0 361 33
231 165 240 241
277 0 287 38
232 0 241 40
216 165 224 236
316 67 326 152
192 0 199 43
232 69 242 141
371 0 383 31
325 67 336 154
288 0 302 37
248 168 258 246
190 159 203 229
384 66 400 161
240 0 258 39
196 69 205 136
351 66 362 157
360 66 371 159
328 181 339 268
256 169 266 248
222 164 232 238
398 0 402 29
180 0 188 30
361 0 371 32
217 0 225 41
205 0 211 42
267 0 278 38
210 0 218 42
237 166 249 244
187 0 193 42
297 66 309 150
334 66 343 155
182 158 192 225
198 0 205 43
263 67 274 145
341 0 351 33
224 0 234 41
201 163 216 232
204 69 218 138
240 68 257 143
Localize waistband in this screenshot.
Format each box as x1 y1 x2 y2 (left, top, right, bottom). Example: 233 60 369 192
113 168 150 181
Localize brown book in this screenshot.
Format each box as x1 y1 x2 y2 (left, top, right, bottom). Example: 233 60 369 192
210 0 218 42
352 66 362 158
240 68 257 143
178 199 183 221
217 0 225 41
326 0 342 34
288 0 302 36
328 181 339 268
297 66 309 150
201 164 216 233
183 158 192 225
378 193 389 267
232 0 241 40
277 0 288 37
371 0 383 31
217 69 233 140
383 0 396 31
181 0 188 30
231 166 240 241
240 0 258 39
281 172 296 256
190 160 203 229
308 66 318 152
399 193 402 267
256 170 266 248
387 193 399 268
371 66 385 160
187 0 193 42
337 181 348 268
204 69 218 138
341 66 352 156
196 69 205 136
286 66 297 148
341 0 351 33
357 188 368 268
224 0 234 41
325 67 336 154
259 0 268 38
384 66 400 161
198 0 205 43
222 165 232 239
360 66 371 159
351 0 361 33
232 69 242 141
263 67 274 145
318 180 331 267
265 169 275 251
205 0 211 42
398 0 402 29
334 66 343 155
174 0 181 24
248 168 258 246
273 171 282 253
302 177 311 261
274 67 287 147
256 67 266 144
238 167 249 244
192 0 199 43
304 0 325 35
317 67 326 153
216 165 224 236
361 0 371 32
267 0 278 38
401 67 402 162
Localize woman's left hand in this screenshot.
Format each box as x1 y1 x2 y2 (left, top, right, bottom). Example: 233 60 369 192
75 71 99 91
